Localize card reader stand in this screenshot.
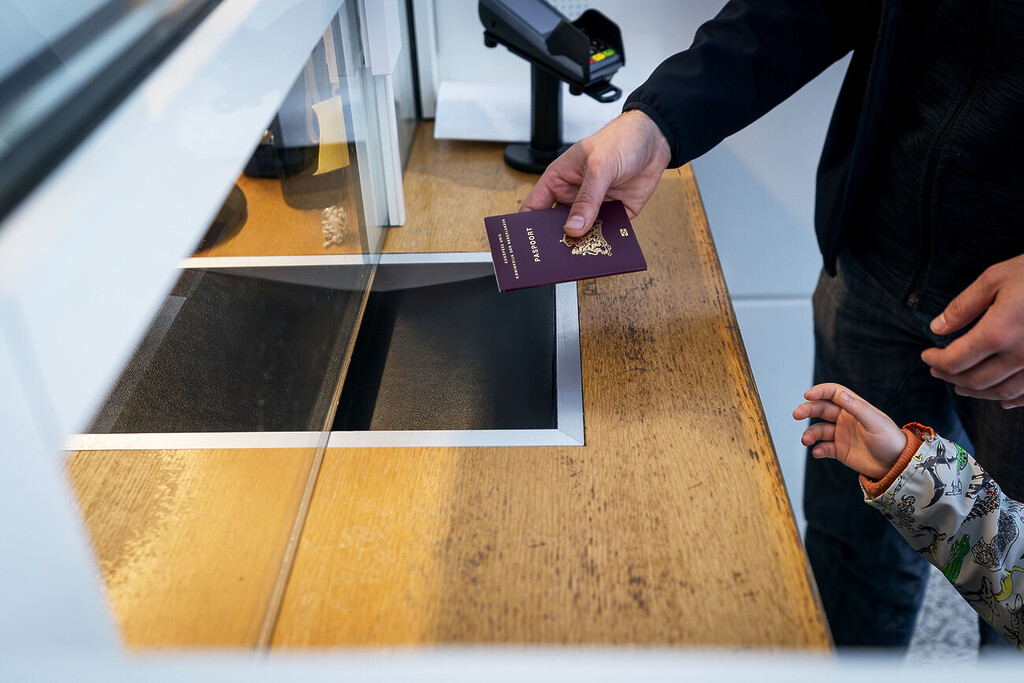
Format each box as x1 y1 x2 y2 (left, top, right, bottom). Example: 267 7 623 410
480 0 624 173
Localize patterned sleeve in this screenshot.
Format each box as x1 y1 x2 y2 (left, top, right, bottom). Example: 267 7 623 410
862 424 1024 651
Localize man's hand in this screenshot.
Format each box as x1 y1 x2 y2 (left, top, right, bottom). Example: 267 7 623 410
793 383 908 480
520 110 671 236
922 254 1024 409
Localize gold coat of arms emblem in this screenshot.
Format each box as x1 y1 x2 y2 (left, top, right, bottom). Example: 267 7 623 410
560 219 612 256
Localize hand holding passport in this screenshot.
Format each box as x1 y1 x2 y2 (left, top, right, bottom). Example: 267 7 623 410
484 200 647 292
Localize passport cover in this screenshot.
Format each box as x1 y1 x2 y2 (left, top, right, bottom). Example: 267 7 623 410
484 200 647 292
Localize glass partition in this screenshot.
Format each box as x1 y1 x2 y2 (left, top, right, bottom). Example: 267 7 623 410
82 4 383 440
51 1 395 648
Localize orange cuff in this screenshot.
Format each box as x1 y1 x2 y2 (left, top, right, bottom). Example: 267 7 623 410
859 423 935 499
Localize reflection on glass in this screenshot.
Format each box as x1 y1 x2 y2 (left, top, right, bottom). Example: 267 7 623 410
88 265 366 434
0 0 216 221
66 3 393 649
193 15 372 258
87 7 381 436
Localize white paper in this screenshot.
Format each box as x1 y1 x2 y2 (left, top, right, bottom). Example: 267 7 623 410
434 80 620 143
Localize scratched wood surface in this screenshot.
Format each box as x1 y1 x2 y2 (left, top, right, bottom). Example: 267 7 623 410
271 123 831 648
66 448 314 647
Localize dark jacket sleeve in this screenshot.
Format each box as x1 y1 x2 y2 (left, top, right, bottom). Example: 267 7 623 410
623 0 867 168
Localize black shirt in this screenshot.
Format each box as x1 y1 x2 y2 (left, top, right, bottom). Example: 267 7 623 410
624 0 1024 316
851 0 1024 315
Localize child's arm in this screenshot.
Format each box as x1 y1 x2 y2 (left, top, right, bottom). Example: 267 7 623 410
794 382 1024 650
867 428 1024 650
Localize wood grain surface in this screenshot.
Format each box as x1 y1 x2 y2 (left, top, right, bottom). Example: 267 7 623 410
65 122 829 651
270 123 831 648
66 448 314 648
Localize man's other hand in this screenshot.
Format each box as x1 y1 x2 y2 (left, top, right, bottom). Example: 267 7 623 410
923 253 1024 409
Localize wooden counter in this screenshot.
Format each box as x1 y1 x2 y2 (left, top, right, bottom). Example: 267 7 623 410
67 122 830 650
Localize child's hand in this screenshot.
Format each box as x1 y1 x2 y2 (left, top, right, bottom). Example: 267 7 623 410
792 383 907 480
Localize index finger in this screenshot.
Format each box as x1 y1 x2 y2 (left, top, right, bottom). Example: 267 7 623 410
803 382 893 434
521 179 558 213
521 146 585 212
802 382 848 403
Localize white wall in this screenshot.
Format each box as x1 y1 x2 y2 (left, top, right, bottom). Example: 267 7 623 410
692 55 848 534
428 0 849 534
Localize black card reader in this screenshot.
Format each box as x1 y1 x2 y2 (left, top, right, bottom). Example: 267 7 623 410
480 0 625 173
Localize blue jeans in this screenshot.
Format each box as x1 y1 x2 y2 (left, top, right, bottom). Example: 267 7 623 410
805 254 1024 649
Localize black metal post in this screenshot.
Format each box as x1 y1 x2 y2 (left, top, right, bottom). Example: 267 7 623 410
530 65 562 151
504 64 571 173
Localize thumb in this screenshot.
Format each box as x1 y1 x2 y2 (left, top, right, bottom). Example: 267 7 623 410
836 389 885 430
833 387 904 448
563 167 613 237
931 276 995 335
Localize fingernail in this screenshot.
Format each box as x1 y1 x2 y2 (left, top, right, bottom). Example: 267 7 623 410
841 391 852 403
565 215 585 233
930 313 946 334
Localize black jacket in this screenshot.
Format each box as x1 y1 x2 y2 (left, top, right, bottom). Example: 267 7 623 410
624 0 1024 315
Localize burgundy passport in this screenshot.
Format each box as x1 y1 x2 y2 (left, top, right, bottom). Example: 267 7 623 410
484 200 647 292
